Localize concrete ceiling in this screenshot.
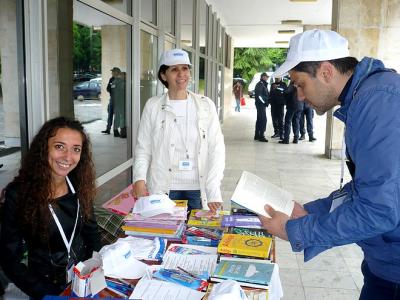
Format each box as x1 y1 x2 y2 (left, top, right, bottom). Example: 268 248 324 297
205 0 333 48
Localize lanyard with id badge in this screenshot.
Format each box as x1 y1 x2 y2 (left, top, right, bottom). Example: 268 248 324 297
174 98 194 171
48 176 80 283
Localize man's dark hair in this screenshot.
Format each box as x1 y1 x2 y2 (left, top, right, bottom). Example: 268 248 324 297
292 57 359 77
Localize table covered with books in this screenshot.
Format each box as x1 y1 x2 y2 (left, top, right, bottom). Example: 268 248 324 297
62 184 283 300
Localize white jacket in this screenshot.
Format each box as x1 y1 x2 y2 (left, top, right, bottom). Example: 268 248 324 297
133 91 225 208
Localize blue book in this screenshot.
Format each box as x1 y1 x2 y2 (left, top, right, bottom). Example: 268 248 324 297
211 257 275 288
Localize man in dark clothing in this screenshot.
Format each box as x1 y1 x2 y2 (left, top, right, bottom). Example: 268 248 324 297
299 103 317 141
279 83 303 144
101 67 121 136
254 72 270 142
269 77 287 139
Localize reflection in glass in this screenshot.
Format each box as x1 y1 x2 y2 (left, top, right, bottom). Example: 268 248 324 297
164 0 175 35
199 0 207 54
100 0 131 15
0 1 22 191
71 0 131 176
218 24 223 63
164 40 175 51
141 0 157 25
140 30 158 114
199 56 206 95
180 0 193 48
217 65 223 120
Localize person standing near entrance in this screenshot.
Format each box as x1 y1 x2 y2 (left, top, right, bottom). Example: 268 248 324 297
270 77 287 139
101 67 121 136
233 80 243 112
299 102 316 142
132 49 225 213
259 29 400 300
254 72 270 142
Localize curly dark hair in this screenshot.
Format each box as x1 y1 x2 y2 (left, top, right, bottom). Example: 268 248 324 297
3 117 96 239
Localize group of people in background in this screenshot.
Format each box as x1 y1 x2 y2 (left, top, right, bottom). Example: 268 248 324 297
101 67 127 138
251 72 316 143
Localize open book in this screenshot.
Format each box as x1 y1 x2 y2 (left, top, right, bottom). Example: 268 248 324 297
231 171 294 218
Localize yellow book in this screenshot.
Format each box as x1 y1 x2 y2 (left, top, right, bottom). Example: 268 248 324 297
217 234 272 259
173 200 188 208
121 225 176 234
187 209 230 228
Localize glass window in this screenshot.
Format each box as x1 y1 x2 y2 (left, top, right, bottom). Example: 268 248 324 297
199 56 206 95
218 24 223 63
180 0 193 48
141 0 157 26
51 0 132 177
100 0 131 15
0 0 23 191
199 0 207 54
140 30 158 114
164 40 175 51
164 0 175 35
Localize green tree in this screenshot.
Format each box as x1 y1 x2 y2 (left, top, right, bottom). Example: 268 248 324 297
73 23 101 73
233 48 287 85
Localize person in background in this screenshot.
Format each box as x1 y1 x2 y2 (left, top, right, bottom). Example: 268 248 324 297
299 102 317 142
254 72 270 142
133 49 225 213
0 117 102 299
101 67 121 136
233 79 243 112
113 71 127 138
269 77 287 140
260 29 400 300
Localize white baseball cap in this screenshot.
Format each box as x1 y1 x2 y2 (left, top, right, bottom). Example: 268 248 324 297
159 48 192 69
273 29 350 77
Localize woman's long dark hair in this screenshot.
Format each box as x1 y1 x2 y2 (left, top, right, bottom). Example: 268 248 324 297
2 117 96 239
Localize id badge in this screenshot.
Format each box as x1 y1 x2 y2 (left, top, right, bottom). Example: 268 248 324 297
179 160 193 171
66 259 75 283
329 190 348 213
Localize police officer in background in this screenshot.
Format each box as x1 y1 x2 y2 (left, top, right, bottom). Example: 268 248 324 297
270 77 287 140
254 72 270 142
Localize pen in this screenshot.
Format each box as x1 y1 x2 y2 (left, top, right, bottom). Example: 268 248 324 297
177 266 202 280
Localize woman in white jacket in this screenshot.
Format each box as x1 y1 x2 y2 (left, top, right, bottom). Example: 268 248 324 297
133 49 225 212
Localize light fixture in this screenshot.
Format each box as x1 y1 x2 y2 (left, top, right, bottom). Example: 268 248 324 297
281 20 302 25
278 30 296 34
275 41 289 44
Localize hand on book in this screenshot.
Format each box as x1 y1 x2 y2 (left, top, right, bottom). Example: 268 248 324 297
258 204 289 241
290 201 308 219
207 201 222 213
133 180 149 198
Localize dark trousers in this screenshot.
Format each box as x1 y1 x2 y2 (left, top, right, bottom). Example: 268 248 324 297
300 106 314 137
106 98 114 131
271 103 285 136
283 108 302 141
359 260 400 300
169 190 202 213
255 104 267 138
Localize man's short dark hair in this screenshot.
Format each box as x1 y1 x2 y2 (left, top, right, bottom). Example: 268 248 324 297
292 57 359 77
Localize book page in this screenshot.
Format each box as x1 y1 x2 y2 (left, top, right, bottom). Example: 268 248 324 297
231 171 294 218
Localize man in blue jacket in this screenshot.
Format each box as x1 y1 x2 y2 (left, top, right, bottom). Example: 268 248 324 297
260 29 400 299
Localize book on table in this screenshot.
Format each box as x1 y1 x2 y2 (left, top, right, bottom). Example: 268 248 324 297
221 214 262 228
211 256 275 289
228 226 272 238
101 184 136 216
231 171 294 218
217 233 272 259
187 209 230 228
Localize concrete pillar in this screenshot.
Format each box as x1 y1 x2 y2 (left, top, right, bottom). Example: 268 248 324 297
0 0 21 147
47 0 74 118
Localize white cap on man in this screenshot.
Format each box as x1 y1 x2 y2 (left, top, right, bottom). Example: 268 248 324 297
159 49 192 69
273 29 350 77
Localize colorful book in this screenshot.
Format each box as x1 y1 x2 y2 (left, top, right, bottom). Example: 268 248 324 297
211 257 275 289
187 209 230 228
228 227 272 238
217 234 272 259
221 215 262 228
121 225 176 234
101 184 136 216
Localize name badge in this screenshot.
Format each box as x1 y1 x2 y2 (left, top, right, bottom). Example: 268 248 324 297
329 191 348 213
179 160 193 171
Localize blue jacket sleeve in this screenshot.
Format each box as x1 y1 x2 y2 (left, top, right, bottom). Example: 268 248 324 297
286 88 400 262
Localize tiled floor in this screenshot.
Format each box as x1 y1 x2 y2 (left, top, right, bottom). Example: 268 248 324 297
220 98 363 299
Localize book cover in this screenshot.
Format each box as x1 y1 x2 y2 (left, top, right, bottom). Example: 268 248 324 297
212 257 275 286
217 234 272 259
122 225 177 234
221 215 262 228
187 209 230 228
101 184 136 216
231 171 294 218
228 227 272 238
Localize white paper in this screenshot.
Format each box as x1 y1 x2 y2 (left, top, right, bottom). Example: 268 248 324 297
167 243 218 254
161 252 218 276
231 171 294 218
130 279 205 300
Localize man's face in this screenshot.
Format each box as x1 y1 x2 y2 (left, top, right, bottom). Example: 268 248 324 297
289 69 338 115
262 75 268 82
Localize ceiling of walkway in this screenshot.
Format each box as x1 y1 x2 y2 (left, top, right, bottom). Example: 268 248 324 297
206 0 333 48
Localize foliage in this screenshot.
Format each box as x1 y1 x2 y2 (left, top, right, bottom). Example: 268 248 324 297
73 23 102 73
233 48 287 86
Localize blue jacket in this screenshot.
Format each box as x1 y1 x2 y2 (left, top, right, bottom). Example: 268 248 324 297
286 57 400 284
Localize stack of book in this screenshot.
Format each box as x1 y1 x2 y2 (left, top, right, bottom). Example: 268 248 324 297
121 200 188 241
